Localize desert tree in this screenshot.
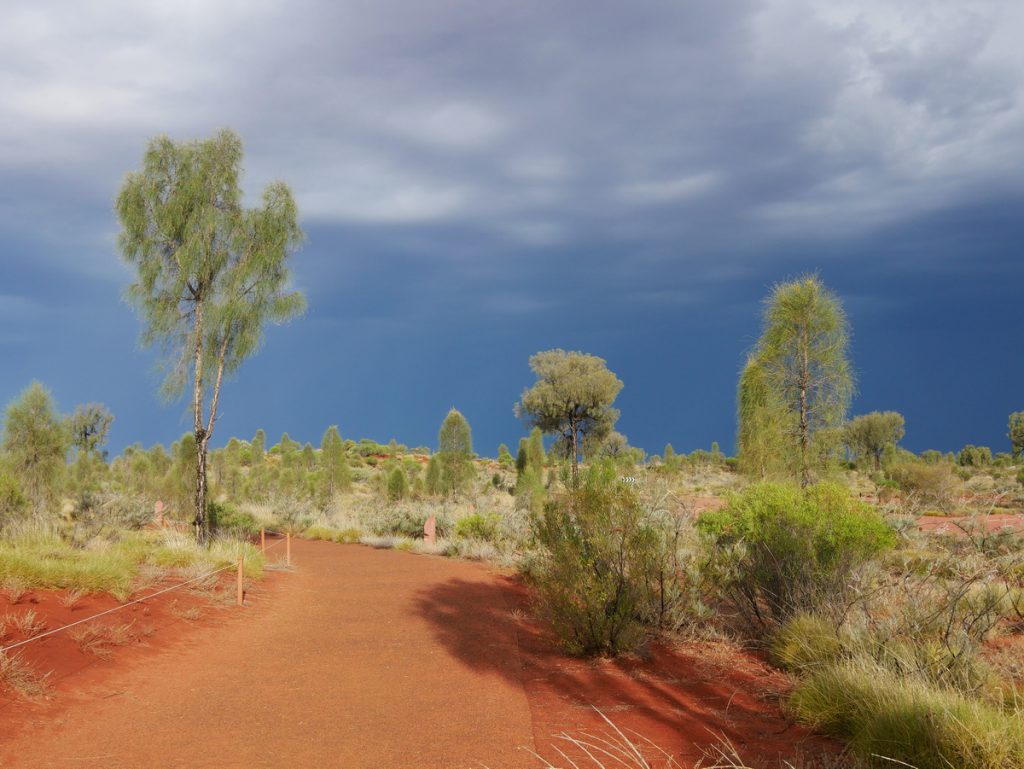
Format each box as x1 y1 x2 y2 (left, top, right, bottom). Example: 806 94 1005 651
514 349 623 486
387 466 409 501
68 403 114 459
736 355 792 479
1 382 70 515
437 408 474 495
844 411 905 471
319 425 351 500
116 129 304 541
424 454 442 495
751 276 853 487
250 428 266 465
1009 411 1024 460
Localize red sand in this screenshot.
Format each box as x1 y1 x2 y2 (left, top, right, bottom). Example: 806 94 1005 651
2 539 831 768
915 513 1024 535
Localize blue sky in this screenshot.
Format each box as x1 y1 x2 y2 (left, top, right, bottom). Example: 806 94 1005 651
1 1 1022 458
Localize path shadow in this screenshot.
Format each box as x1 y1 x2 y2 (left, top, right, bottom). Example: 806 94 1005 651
413 575 837 766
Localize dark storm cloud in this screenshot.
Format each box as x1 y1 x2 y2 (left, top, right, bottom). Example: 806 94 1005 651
2 0 1023 453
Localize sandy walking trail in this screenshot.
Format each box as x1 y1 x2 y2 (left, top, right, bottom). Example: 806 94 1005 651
1 539 536 769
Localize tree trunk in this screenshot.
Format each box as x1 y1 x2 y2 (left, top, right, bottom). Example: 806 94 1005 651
570 418 580 487
192 299 208 543
194 438 208 543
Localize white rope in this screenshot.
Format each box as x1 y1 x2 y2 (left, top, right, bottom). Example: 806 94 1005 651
0 563 234 655
1 531 292 655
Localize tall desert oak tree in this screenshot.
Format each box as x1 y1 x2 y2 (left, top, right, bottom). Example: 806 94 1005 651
117 129 304 542
751 276 853 487
515 350 623 486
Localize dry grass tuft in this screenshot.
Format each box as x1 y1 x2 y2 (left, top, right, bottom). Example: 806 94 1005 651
68 621 141 659
4 610 46 638
57 588 87 610
0 650 51 699
2 578 29 605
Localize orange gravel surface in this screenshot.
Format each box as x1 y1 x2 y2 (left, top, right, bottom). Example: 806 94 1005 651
1 539 535 769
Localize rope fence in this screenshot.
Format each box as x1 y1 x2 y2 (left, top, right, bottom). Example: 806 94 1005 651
0 528 292 657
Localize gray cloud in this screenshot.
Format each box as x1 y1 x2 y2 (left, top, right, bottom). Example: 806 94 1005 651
2 0 1022 284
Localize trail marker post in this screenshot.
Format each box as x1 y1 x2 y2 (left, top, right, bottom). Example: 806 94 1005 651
286 533 291 566
260 528 266 553
236 555 245 606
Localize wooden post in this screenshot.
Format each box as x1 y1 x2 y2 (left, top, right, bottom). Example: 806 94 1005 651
286 533 291 567
260 528 266 553
236 555 245 606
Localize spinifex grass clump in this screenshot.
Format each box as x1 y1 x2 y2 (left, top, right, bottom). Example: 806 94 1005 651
789 659 1024 769
0 529 264 599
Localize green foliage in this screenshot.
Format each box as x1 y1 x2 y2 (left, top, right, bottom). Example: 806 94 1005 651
736 355 793 479
698 482 895 630
116 129 304 539
424 454 442 496
845 411 905 470
67 403 114 459
251 429 266 465
749 276 854 486
1017 467 1024 488
454 512 502 542
514 349 623 484
318 425 351 503
437 408 473 495
1010 411 1024 460
386 466 409 501
2 382 69 514
497 443 514 468
889 460 961 511
208 500 260 537
957 445 993 467
772 614 846 673
367 505 452 539
788 660 1024 769
528 463 681 656
0 468 29 527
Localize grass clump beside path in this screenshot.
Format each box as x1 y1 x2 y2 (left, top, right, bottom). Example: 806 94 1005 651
0 528 265 600
788 659 1024 769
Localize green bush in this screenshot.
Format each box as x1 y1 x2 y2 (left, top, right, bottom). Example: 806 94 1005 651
454 512 502 542
698 482 895 631
368 504 452 539
789 660 1024 769
0 469 29 527
529 463 682 656
208 501 260 537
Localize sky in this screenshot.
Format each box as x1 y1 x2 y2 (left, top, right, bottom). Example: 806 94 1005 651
1 0 1022 459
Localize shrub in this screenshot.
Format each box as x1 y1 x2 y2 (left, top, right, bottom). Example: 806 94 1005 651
454 512 502 542
698 482 895 631
208 501 260 537
386 467 408 501
0 470 28 528
367 504 452 539
889 461 961 511
529 463 681 656
789 660 1024 769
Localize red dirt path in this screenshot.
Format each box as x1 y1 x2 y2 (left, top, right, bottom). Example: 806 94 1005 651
2 539 830 768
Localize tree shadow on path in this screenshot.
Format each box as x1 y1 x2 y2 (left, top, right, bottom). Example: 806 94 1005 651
413 574 840 767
